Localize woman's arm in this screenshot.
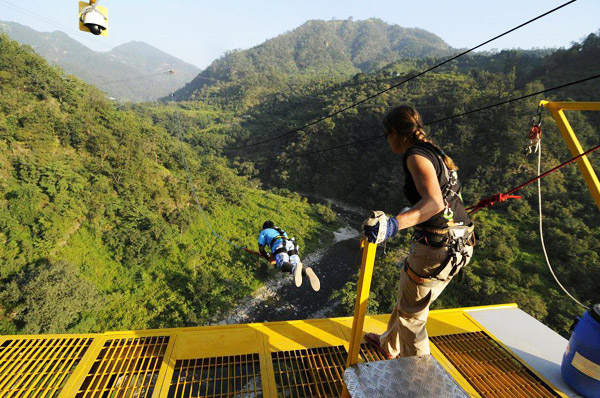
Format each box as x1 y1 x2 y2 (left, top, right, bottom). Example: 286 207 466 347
394 154 445 230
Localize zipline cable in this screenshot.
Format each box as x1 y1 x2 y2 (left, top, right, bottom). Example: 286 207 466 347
173 107 350 255
171 96 250 251
228 0 578 151
171 91 357 256
273 72 600 161
537 141 589 309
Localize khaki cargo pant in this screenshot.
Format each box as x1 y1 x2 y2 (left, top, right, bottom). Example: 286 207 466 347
379 240 473 357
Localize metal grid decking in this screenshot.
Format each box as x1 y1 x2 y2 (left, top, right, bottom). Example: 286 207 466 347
272 345 347 398
270 343 389 398
166 353 263 398
75 335 170 398
0 337 92 398
431 332 561 398
358 342 388 362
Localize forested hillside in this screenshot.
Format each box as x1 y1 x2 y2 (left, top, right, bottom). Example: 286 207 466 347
173 18 453 102
0 34 338 334
0 21 200 102
218 32 600 336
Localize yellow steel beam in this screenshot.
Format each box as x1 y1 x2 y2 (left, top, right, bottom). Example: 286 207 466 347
541 101 600 213
342 239 377 398
544 102 600 112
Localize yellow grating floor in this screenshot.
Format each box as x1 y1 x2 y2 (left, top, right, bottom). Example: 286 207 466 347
358 343 388 362
0 337 92 398
75 335 169 398
431 332 560 398
166 353 263 398
272 345 348 398
269 343 387 398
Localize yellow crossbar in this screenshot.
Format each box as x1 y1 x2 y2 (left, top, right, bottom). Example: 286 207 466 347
541 100 600 212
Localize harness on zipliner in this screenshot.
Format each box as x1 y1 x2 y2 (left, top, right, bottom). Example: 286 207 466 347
407 224 477 286
269 227 299 257
406 147 477 286
430 145 461 221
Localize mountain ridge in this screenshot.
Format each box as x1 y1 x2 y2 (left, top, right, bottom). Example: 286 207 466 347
174 18 454 101
0 21 200 102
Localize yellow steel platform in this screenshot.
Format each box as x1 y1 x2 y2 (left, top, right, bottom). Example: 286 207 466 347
0 303 565 398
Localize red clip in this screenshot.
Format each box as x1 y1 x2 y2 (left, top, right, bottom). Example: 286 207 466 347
467 193 522 214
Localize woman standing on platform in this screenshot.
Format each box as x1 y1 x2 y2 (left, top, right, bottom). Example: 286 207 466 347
363 105 476 358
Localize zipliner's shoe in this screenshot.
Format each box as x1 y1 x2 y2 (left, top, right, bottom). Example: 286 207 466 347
293 262 303 287
304 267 320 292
364 333 396 360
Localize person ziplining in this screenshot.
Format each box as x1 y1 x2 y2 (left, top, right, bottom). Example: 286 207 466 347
257 221 321 291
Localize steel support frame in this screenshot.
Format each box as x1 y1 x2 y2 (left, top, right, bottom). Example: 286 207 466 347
541 101 600 213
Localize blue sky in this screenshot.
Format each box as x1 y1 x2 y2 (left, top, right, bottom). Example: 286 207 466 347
0 0 598 68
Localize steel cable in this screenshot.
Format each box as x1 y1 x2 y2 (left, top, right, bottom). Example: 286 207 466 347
228 0 578 151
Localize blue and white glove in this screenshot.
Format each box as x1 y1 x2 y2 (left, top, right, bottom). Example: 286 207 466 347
363 211 399 244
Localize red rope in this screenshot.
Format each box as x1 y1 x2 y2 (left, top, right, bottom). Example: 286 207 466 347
243 247 262 257
467 143 600 214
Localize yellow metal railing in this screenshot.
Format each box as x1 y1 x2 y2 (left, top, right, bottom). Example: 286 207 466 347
341 239 377 398
541 101 600 212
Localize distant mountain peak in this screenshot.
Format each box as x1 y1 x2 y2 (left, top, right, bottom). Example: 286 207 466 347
0 20 200 102
174 18 453 101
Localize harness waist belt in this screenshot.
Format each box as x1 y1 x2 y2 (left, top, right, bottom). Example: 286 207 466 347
269 235 286 248
415 226 449 235
414 224 476 248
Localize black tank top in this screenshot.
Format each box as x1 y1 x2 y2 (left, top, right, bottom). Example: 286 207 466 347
402 142 471 229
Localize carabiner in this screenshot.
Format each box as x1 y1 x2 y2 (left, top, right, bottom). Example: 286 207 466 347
530 104 543 127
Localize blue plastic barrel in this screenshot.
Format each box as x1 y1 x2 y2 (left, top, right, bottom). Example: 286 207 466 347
562 304 600 398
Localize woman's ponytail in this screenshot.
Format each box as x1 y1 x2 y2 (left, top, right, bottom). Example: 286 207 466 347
384 104 459 171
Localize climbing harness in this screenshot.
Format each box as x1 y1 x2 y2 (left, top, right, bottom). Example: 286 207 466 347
268 227 289 257
406 146 476 284
407 224 476 286
431 146 460 221
268 227 288 249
